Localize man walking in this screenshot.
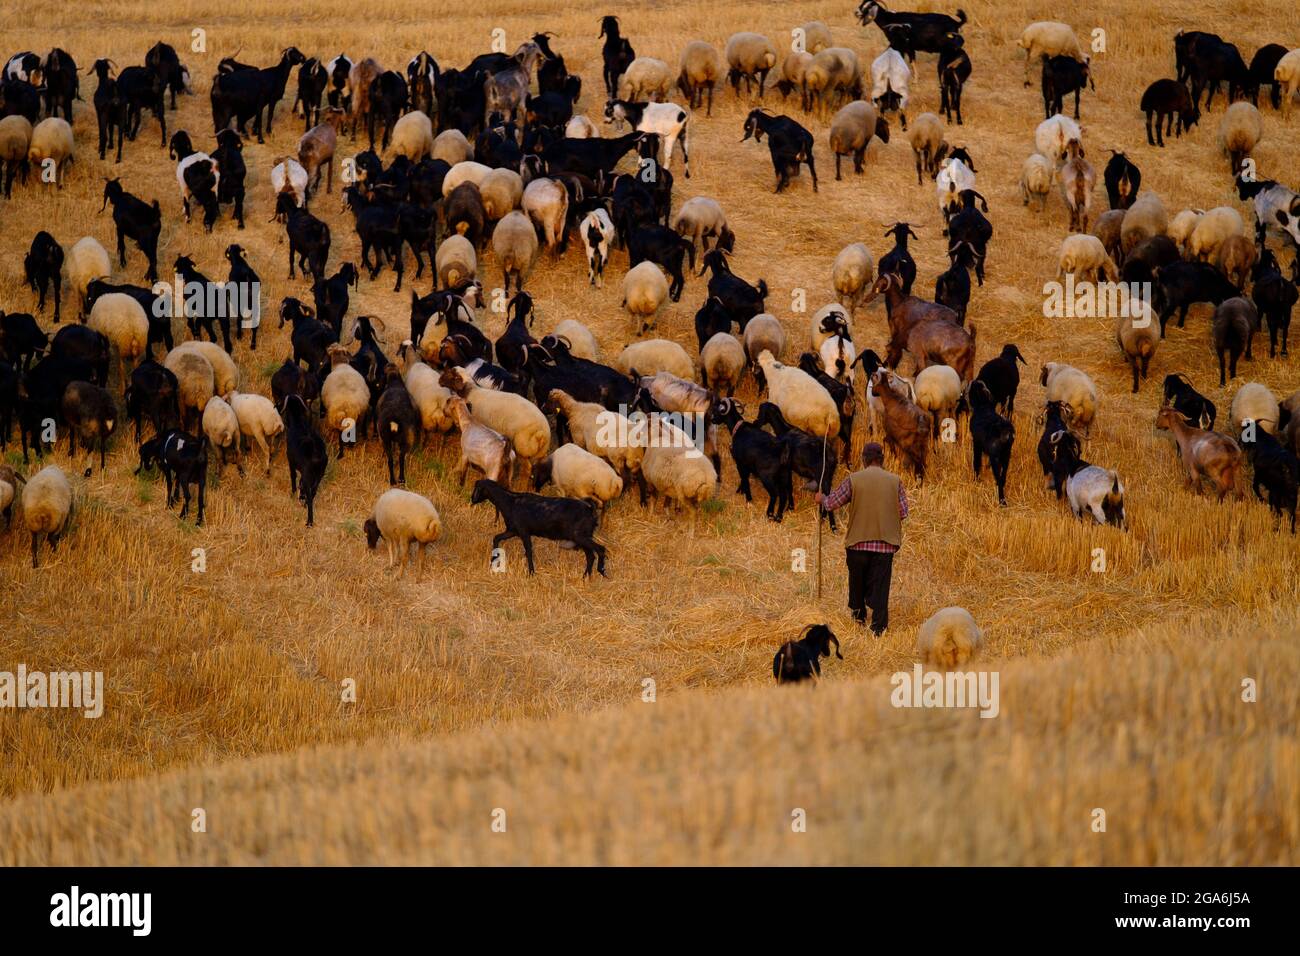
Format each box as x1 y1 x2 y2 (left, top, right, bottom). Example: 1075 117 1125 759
815 442 909 635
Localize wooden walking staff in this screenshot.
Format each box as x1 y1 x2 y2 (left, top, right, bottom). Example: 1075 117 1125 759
816 432 828 599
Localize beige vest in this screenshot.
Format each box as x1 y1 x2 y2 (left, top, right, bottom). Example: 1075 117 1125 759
844 466 903 548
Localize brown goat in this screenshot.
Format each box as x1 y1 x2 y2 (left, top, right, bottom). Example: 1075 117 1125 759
1211 297 1258 386
864 273 977 381
1216 234 1257 291
1155 406 1244 500
871 367 931 479
348 57 383 141
1059 140 1095 233
298 106 346 196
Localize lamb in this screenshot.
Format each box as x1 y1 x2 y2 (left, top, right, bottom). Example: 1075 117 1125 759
829 100 887 179
390 109 434 162
1120 191 1168 258
1034 113 1082 164
0 115 32 197
438 368 550 486
87 292 149 389
917 606 983 668
1020 152 1054 211
1018 22 1086 88
1057 234 1117 284
619 57 672 102
1040 362 1098 436
228 390 285 476
700 332 746 397
364 488 442 573
909 112 948 185
65 236 112 320
1274 48 1300 119
27 117 74 186
436 234 478 290
470 478 607 576
490 210 537 294
169 341 239 396
164 350 214 432
1212 297 1259 385
445 394 513 486
1116 307 1160 393
832 242 875 314
552 320 600 361
533 442 624 511
1187 206 1244 263
870 47 910 130
1218 101 1263 175
21 464 73 567
1155 406 1243 500
202 393 242 475
615 339 694 381
672 196 734 254
321 344 371 459
1231 382 1279 436
725 32 779 98
759 350 840 441
622 261 670 335
913 364 962 441
772 624 842 684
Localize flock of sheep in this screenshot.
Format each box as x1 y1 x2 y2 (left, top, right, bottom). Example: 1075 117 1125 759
1 4 1298 678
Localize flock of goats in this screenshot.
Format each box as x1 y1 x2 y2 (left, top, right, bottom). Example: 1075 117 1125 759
0 3 1297 617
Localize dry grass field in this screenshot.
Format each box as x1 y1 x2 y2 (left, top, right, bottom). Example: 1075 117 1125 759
1 0 1297 864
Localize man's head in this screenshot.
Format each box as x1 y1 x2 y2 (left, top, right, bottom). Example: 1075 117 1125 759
862 442 884 468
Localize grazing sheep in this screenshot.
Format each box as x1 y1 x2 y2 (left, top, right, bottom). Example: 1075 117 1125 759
758 350 840 441
909 112 948 184
1218 101 1263 174
1168 208 1204 253
534 442 624 511
228 391 284 475
622 261 670 335
806 48 864 117
439 368 550 486
164 350 214 431
1275 48 1300 119
832 243 875 315
65 236 112 320
772 623 842 684
432 129 472 165
446 395 513 486
639 424 717 518
1212 297 1259 385
321 345 371 458
776 51 814 110
1116 307 1160 393
202 393 242 475
799 21 835 54
1155 406 1243 500
1019 22 1086 87
552 319 599 361
1057 234 1117 284
1040 362 1098 436
743 313 786 388
1120 191 1168 257
441 160 493 196
435 234 478 290
1020 152 1054 211
677 41 723 115
21 463 73 567
913 364 962 440
672 196 734 254
1091 209 1125 261
479 167 523 221
0 115 32 196
619 57 672 102
829 100 887 179
1217 234 1257 291
1034 113 1082 164
88 292 149 389
364 488 442 573
1187 206 1245 263
396 342 454 440
490 211 538 294
701 332 746 397
390 109 433 162
1231 382 1279 436
615 338 694 381
27 117 74 186
522 176 569 253
169 341 238 396
917 606 983 668
639 370 721 476
725 32 778 98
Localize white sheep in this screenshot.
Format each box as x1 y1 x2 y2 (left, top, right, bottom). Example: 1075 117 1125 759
228 391 285 475
432 129 472 165
678 40 724 115
21 464 73 568
27 117 74 186
1116 308 1160 393
1020 152 1054 211
0 115 33 178
1168 208 1204 253
701 331 746 397
832 242 874 314
535 442 624 510
1274 48 1300 119
917 607 984 667
271 156 309 209
164 351 214 430
522 177 568 252
549 388 643 480
672 196 733 253
169 341 238 396
1218 101 1263 175
743 313 786 386
1187 206 1245 263
65 236 112 319
758 350 839 440
640 428 717 518
564 115 599 138
1231 382 1279 435
913 365 962 440
1066 465 1127 527
441 160 493 196
435 233 478 291
1057 234 1118 283
1120 191 1168 257
908 112 946 183
485 211 534 296
395 342 454 439
1035 113 1083 164
203 394 242 475
390 110 434 162
579 208 615 288
88 292 149 388
442 369 550 485
725 32 778 97
615 338 694 380
1041 361 1098 436
1018 22 1086 87
619 57 672 102
479 167 523 221
321 346 371 457
446 395 513 485
622 261 670 335
552 319 599 361
364 488 442 573
870 48 910 128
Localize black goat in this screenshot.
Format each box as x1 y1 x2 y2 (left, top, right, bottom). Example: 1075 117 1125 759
89 59 128 164
968 380 1014 505
101 179 161 283
1251 248 1296 357
755 401 839 531
376 364 420 486
1242 425 1298 533
772 623 842 684
145 41 187 110
1140 79 1201 147
174 255 232 352
937 34 971 125
541 130 645 181
599 15 637 100
945 189 992 285
975 344 1026 417
23 231 62 323
270 355 320 411
294 57 329 132
856 2 967 54
1154 260 1240 336
42 48 79 123
1041 54 1092 119
279 298 333 375
1161 373 1216 430
472 478 608 577
17 352 96 461
1103 150 1141 211
210 46 304 143
312 263 358 340
1186 37 1248 108
628 225 695 302
125 356 180 442
225 244 261 349
281 393 327 527
61 380 116 475
710 396 795 521
1212 297 1258 386
0 311 48 374
135 429 207 525
935 242 976 324
368 70 409 150
212 128 247 229
878 222 919 295
700 250 768 328
277 193 331 282
49 326 109 385
116 64 167 145
495 292 537 375
1246 44 1288 110
343 185 405 289
742 109 817 193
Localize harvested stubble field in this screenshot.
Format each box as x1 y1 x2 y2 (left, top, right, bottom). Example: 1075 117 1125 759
0 0 1297 865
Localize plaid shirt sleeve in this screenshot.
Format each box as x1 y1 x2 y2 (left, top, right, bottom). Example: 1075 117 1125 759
822 476 853 511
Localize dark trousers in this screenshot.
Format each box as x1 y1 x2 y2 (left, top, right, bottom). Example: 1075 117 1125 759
846 549 893 634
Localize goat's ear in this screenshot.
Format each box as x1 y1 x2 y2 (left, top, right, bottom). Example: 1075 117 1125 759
829 631 842 659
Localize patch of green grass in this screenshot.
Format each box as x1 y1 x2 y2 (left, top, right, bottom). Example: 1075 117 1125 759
338 519 360 536
700 498 726 515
